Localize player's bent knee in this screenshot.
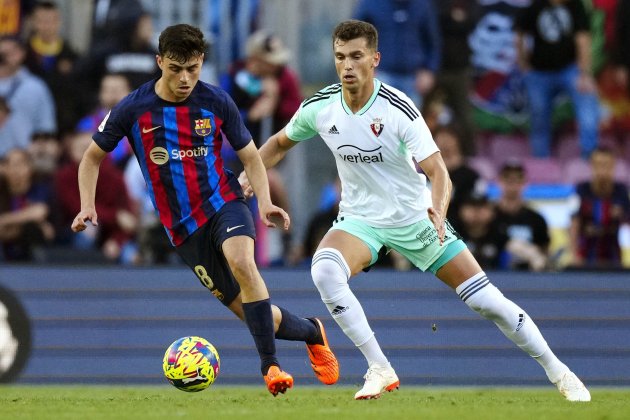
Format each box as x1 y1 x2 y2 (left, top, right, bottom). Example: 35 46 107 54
311 248 351 303
225 254 257 280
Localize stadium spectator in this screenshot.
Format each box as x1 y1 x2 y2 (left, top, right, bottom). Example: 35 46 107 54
354 0 441 108
569 146 630 269
241 19 590 402
55 130 138 264
0 148 54 261
455 192 508 270
434 125 484 227
222 30 300 266
0 35 57 139
515 0 599 159
76 12 160 104
76 73 133 170
224 30 302 147
495 160 550 271
71 24 338 396
433 0 481 156
89 0 146 52
0 96 30 158
24 1 80 134
28 131 62 182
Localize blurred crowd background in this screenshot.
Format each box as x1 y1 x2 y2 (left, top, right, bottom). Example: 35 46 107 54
1 0 629 272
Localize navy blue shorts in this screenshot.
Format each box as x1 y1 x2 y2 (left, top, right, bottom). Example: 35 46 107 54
175 199 256 306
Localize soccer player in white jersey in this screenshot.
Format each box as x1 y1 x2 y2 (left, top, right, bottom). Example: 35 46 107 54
240 20 590 402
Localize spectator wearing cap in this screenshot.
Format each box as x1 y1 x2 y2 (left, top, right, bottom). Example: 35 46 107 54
222 31 301 266
495 160 550 271
0 36 57 140
223 30 302 148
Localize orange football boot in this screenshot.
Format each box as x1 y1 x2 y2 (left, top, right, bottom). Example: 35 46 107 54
263 365 294 396
306 318 339 385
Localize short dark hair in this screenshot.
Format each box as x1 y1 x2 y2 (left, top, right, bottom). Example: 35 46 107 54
332 20 378 51
33 1 59 12
499 159 525 178
590 145 614 159
158 24 207 64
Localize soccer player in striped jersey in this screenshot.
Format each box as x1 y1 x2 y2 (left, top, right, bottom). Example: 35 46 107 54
71 24 338 396
240 20 590 401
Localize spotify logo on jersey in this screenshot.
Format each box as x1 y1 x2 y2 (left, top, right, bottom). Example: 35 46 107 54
149 146 210 165
150 147 169 165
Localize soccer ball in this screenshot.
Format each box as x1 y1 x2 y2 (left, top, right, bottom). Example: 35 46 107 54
162 336 220 392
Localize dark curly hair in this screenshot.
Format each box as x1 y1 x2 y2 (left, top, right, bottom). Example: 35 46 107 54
158 24 208 63
332 20 378 51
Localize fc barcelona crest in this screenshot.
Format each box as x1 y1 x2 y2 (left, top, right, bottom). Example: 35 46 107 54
195 118 213 136
370 117 384 137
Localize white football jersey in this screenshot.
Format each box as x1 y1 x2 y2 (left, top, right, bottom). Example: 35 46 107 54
286 79 438 227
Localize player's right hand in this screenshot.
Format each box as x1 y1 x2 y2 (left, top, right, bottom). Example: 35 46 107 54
71 209 98 232
428 207 445 246
238 171 254 198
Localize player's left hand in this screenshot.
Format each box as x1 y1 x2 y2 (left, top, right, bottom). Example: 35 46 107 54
428 207 445 246
259 202 290 230
238 171 254 198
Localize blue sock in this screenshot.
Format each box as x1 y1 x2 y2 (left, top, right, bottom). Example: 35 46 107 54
275 306 321 345
242 299 279 375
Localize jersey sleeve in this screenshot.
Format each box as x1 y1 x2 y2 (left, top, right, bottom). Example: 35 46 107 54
401 115 439 162
92 101 131 153
285 101 319 142
219 89 252 151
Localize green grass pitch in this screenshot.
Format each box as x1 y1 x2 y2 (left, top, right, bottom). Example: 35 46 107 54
1 386 629 419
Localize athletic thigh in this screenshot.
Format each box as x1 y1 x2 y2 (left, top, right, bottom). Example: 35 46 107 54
174 199 256 306
175 222 241 306
320 217 377 276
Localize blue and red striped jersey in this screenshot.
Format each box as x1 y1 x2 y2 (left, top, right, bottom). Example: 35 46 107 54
93 79 252 246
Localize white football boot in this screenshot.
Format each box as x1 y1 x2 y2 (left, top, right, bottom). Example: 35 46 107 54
554 371 591 402
354 363 400 400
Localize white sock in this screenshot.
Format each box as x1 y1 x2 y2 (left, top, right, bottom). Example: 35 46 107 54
534 349 570 383
456 272 567 382
358 336 389 367
311 248 388 366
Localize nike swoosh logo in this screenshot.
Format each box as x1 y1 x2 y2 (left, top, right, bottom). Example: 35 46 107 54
226 225 245 233
142 125 161 134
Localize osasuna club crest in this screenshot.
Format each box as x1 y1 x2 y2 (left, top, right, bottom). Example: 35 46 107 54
370 117 384 137
195 118 213 136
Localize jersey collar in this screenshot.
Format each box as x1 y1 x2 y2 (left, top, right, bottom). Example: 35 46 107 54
341 79 381 115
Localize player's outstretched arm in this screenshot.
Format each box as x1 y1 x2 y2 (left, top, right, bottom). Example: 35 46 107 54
418 151 452 245
237 140 290 230
71 141 107 232
238 128 297 197
258 128 298 169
